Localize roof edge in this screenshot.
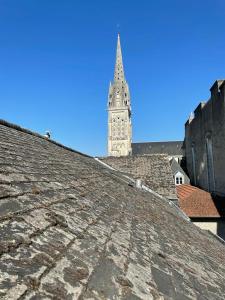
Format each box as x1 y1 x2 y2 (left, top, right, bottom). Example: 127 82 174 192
132 141 183 145
98 154 170 159
0 119 91 158
190 215 222 218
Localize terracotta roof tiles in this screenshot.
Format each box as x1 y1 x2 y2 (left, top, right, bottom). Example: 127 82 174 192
177 184 225 218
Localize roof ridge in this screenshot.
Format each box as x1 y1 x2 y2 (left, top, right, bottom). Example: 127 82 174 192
101 154 168 158
0 119 91 158
132 141 183 144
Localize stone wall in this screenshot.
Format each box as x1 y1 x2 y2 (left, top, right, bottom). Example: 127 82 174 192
185 80 225 195
100 154 177 201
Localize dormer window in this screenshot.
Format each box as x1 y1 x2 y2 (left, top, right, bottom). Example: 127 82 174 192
175 172 184 185
176 177 183 185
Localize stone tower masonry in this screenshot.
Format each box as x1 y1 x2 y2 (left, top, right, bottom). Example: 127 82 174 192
107 34 132 156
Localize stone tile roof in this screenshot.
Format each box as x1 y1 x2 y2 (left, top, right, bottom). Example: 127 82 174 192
0 120 225 299
132 141 184 156
177 184 225 218
100 155 177 201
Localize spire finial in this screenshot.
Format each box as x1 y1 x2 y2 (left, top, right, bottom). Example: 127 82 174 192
116 23 120 33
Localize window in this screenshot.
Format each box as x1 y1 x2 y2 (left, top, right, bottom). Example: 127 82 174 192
175 177 183 185
175 172 184 185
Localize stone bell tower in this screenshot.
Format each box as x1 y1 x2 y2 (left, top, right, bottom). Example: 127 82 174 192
107 34 132 156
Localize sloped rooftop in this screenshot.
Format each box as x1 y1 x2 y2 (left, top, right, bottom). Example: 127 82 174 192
132 141 184 156
177 184 225 218
0 120 225 299
100 155 177 201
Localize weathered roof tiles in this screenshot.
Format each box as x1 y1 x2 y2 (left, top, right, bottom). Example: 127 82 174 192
177 184 225 218
100 155 177 201
0 120 225 299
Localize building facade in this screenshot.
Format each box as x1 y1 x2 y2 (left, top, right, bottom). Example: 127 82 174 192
107 34 132 156
185 80 225 196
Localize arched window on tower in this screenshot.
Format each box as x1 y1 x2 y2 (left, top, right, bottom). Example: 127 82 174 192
191 143 197 186
206 135 215 192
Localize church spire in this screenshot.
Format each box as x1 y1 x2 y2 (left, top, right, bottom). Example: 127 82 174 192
114 34 125 83
107 34 132 157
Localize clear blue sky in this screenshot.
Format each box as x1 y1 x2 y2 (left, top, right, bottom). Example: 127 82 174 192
0 0 225 156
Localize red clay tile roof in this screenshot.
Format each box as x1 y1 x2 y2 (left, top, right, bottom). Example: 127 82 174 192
176 184 225 218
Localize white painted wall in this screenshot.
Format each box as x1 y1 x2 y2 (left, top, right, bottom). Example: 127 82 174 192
193 220 225 240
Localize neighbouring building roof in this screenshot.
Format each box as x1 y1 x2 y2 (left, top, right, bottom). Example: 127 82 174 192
132 141 184 156
100 155 177 201
0 120 225 299
177 184 225 218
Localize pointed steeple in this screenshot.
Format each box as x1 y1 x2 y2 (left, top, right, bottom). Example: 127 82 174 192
107 34 132 157
114 34 125 83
